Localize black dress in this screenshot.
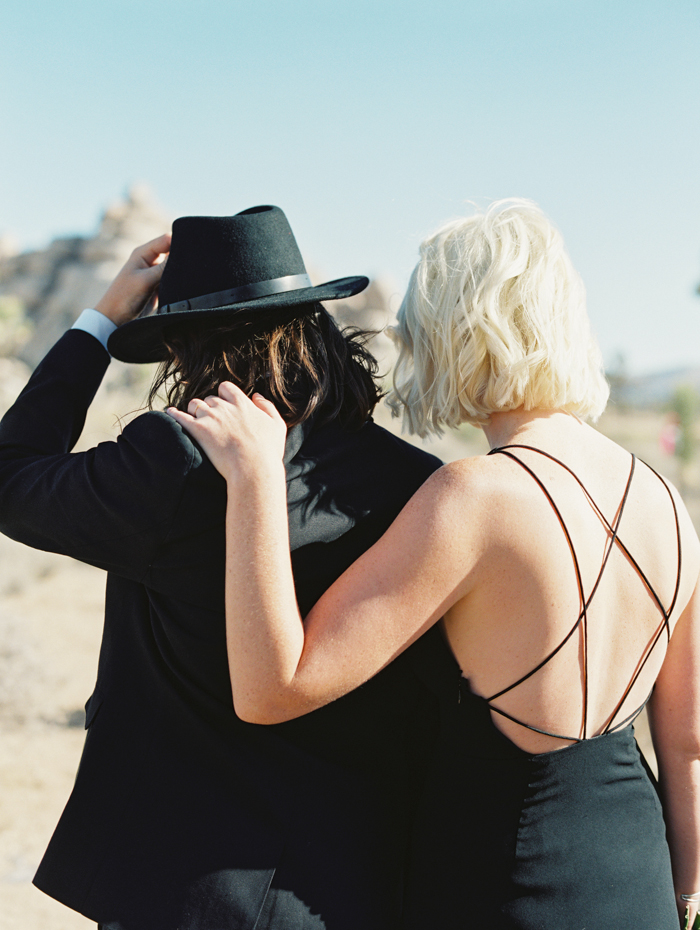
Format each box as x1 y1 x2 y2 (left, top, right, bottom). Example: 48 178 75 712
403 445 680 930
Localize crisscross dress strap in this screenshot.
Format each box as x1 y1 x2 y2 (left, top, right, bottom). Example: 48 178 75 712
503 446 682 644
497 446 683 737
481 444 679 743
601 460 682 733
484 445 634 741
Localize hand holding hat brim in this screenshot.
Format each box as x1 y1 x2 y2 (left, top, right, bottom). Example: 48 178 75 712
95 235 171 328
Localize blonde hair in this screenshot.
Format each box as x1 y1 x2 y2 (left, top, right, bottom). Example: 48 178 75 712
387 199 609 436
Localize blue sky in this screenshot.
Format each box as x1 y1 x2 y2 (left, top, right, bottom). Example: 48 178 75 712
1 0 699 374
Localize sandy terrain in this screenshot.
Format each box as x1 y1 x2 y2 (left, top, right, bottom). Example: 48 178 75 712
0 555 104 929
0 365 147 929
0 377 690 928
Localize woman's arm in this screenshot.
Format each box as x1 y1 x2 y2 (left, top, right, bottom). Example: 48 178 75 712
649 564 700 927
166 383 481 723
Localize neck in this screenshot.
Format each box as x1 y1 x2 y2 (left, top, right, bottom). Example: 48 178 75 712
482 408 581 451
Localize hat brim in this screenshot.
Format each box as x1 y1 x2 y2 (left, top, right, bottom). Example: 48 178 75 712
108 275 369 363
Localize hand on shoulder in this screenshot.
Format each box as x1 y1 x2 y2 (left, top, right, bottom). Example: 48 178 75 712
165 381 287 483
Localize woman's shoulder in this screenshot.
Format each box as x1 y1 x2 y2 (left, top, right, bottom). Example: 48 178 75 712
407 454 512 531
431 451 545 507
417 455 490 493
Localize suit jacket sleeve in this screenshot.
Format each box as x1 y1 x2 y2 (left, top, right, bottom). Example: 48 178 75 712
0 329 199 580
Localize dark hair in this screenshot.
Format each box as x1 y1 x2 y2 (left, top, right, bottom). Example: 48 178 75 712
147 303 382 430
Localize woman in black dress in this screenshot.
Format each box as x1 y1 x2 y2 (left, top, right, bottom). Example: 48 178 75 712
169 199 700 929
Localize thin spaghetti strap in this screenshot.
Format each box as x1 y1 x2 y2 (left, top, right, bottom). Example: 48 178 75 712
486 448 634 738
602 622 668 733
490 684 650 743
487 702 583 744
602 463 682 732
485 449 588 735
640 460 682 629
605 685 654 734
487 444 681 742
501 445 678 638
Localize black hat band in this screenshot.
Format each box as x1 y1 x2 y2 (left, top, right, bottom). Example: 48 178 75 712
159 273 314 315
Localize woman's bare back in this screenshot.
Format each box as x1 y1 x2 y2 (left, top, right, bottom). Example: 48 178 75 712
443 415 698 755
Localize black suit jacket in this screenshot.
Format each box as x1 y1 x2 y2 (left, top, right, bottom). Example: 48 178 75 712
0 330 443 930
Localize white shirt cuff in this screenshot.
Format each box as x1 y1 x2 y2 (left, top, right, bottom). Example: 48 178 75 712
71 308 118 353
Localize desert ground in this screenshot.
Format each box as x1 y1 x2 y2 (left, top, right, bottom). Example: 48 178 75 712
0 365 695 928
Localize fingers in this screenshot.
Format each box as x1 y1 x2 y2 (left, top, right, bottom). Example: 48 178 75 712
217 382 283 422
132 233 171 268
165 406 194 426
141 259 167 289
168 395 234 428
165 403 214 440
218 381 246 402
186 397 216 418
166 387 286 481
251 392 286 424
95 232 171 325
168 389 285 433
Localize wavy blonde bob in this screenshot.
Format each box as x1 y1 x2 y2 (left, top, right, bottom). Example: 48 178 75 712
388 199 609 436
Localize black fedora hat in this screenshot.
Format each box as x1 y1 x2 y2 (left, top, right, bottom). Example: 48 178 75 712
108 205 369 363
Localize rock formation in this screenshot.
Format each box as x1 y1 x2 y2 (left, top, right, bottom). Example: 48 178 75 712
0 185 172 368
0 187 399 374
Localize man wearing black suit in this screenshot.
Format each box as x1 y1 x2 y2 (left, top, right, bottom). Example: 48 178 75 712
0 206 443 930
